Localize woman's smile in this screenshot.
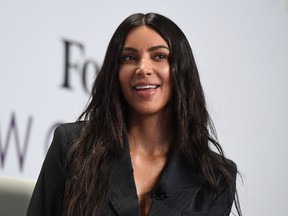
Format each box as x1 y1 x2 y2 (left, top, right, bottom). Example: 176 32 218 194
132 82 161 98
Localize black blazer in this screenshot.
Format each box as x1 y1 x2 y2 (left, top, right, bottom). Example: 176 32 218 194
27 122 236 216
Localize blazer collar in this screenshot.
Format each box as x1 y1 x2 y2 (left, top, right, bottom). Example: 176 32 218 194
109 141 140 215
109 140 206 216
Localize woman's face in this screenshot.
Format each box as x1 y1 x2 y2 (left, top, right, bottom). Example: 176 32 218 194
118 26 171 116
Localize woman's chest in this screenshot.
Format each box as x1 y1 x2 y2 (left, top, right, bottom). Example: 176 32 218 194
131 152 167 215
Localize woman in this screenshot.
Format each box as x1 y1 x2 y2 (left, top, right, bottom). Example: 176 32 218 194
27 13 241 216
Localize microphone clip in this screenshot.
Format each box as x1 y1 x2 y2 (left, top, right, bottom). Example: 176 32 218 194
152 183 169 200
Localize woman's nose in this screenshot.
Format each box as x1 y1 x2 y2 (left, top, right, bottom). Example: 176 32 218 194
135 58 152 76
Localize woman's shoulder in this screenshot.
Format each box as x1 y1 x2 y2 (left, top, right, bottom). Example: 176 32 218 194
57 121 86 135
210 150 237 170
209 151 238 186
52 121 86 148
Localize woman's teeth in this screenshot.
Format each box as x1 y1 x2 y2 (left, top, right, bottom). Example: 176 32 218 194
135 85 158 90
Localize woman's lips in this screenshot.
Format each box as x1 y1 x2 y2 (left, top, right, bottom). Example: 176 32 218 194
134 84 159 90
133 84 160 97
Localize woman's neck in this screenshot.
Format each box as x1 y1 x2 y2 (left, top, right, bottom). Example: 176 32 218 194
127 109 172 156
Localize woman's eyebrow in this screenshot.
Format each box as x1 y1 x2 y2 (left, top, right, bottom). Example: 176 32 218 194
148 45 169 52
122 47 137 52
122 45 169 52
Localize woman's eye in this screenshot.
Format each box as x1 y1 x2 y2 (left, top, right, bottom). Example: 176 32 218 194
121 55 137 63
154 53 168 61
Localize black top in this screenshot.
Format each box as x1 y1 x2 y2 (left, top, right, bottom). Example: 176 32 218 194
27 122 236 216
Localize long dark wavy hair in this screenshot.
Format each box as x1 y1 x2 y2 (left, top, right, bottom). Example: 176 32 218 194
63 13 241 215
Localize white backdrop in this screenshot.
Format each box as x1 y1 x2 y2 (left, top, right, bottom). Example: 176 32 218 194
1 0 288 215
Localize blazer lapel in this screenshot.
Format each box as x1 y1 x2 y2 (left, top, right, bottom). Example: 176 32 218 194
109 143 140 216
108 140 206 216
148 150 206 216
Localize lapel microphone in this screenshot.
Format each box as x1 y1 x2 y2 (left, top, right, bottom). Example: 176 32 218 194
152 183 169 200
